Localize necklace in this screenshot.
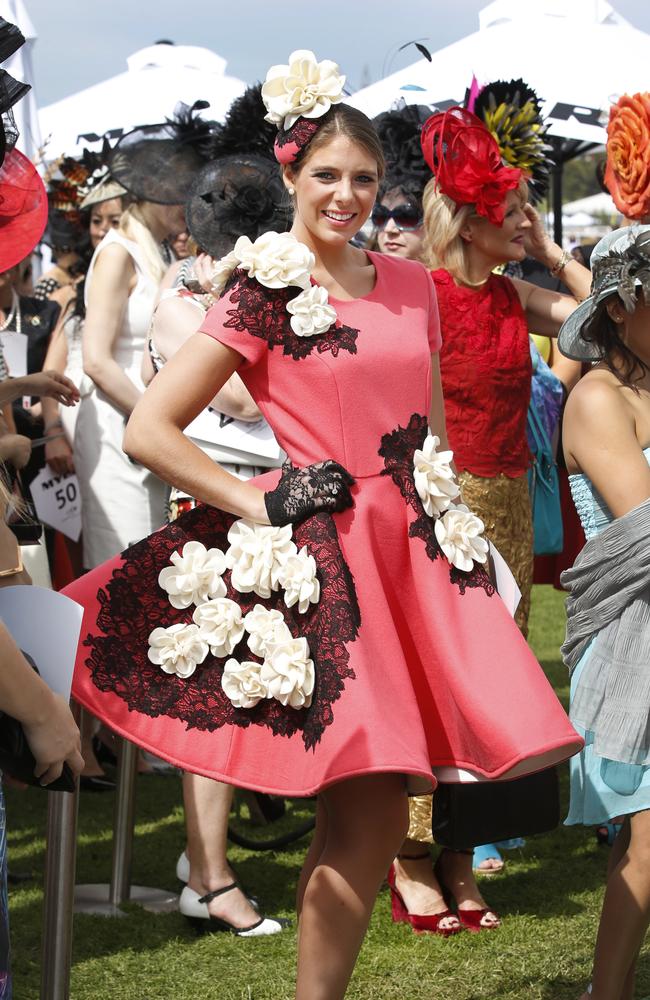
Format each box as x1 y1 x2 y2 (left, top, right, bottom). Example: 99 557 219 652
0 289 20 333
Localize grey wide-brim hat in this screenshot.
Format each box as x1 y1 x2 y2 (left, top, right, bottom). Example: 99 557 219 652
558 224 650 361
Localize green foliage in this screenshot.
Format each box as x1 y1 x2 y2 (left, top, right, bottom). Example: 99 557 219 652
6 586 650 998
561 153 605 205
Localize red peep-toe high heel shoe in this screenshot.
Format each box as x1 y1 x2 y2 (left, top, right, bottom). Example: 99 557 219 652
386 860 462 937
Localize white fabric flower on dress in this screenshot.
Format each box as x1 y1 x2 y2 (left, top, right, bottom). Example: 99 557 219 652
221 658 268 709
233 232 314 291
276 546 320 614
208 249 240 297
434 504 489 573
147 623 209 679
261 636 315 709
192 598 245 657
226 519 297 599
413 433 460 518
158 541 227 609
262 49 346 129
243 605 293 657
286 286 337 337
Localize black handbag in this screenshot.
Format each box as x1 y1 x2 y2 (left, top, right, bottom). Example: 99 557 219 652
0 653 75 792
4 469 42 546
430 767 560 849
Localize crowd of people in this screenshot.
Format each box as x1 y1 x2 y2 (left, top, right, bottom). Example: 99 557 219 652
0 21 650 1000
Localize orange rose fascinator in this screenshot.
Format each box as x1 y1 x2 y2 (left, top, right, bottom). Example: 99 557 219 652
605 92 650 222
420 106 522 226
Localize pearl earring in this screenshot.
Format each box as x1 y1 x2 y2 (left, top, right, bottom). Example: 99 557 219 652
288 187 295 196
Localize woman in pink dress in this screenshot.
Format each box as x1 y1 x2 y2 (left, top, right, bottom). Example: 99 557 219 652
67 51 581 999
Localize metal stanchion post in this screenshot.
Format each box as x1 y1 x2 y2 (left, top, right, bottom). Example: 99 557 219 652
40 782 79 1000
74 737 178 916
109 738 138 905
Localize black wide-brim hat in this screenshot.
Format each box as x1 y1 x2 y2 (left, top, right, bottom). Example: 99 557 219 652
108 122 207 206
0 69 30 166
185 154 290 258
0 17 25 63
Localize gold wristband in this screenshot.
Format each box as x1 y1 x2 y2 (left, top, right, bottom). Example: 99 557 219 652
549 249 573 277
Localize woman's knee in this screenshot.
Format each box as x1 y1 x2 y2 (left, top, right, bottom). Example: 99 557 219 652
324 773 409 849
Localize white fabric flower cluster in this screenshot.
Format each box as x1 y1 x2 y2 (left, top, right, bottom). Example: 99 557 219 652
222 606 315 709
148 525 321 710
208 231 338 339
413 434 488 573
261 49 346 130
413 434 460 517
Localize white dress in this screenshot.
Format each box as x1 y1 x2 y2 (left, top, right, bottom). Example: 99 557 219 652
74 230 166 568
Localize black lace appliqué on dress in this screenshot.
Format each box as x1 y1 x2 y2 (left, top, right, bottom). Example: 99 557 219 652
223 270 359 361
378 413 495 598
83 502 360 751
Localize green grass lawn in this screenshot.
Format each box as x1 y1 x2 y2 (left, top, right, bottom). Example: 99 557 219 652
7 585 649 999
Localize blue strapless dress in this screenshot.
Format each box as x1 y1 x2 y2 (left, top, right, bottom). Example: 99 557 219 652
566 449 650 825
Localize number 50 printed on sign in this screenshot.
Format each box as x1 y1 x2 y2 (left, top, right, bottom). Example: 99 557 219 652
30 467 82 541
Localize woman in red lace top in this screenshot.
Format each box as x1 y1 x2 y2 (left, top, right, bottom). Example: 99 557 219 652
421 109 591 634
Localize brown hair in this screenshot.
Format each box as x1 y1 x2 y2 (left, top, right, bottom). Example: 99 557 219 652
289 104 385 180
421 176 528 287
583 295 649 390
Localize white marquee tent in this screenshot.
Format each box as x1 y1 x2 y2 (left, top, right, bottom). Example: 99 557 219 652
39 43 247 160
349 0 650 146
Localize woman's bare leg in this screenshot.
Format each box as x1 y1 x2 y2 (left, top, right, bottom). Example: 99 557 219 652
296 798 328 918
587 811 650 1000
295 773 408 1000
183 773 260 927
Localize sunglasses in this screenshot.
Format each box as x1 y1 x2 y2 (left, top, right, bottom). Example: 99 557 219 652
371 203 423 232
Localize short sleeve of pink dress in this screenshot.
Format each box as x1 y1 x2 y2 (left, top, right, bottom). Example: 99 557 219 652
67 246 581 797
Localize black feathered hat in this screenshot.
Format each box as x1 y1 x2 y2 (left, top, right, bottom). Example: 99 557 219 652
108 101 217 205
373 104 432 207
184 85 290 257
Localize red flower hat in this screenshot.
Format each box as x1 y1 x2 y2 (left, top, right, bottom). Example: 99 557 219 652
0 148 48 272
420 107 522 226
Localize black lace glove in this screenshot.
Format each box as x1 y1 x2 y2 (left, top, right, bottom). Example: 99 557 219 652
264 460 355 526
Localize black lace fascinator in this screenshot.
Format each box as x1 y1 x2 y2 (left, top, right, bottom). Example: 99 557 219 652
185 85 290 257
186 155 290 258
108 101 217 205
373 104 432 206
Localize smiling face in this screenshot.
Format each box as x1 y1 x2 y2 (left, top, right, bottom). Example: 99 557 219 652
375 188 424 261
462 188 530 267
285 135 379 250
89 197 124 248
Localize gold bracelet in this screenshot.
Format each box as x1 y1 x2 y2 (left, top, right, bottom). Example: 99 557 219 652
549 249 573 277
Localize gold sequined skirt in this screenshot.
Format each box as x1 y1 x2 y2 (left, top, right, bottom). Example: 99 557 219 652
458 471 533 637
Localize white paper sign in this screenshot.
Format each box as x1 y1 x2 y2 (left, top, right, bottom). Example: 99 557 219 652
30 467 82 541
0 330 28 377
0 585 83 699
184 408 282 462
488 541 522 619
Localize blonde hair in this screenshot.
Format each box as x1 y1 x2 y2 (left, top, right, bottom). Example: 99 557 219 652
119 203 167 283
422 177 529 287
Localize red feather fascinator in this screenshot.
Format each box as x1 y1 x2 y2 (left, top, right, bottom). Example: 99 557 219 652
420 107 522 226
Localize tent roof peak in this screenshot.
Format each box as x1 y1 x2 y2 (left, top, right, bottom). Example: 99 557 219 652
126 43 227 78
479 0 631 30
